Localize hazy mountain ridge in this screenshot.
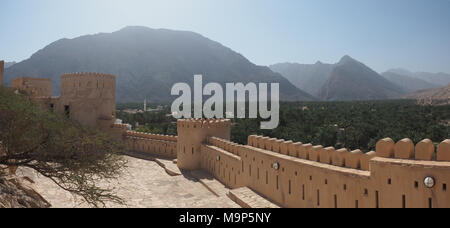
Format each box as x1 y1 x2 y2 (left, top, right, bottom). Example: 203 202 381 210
272 55 406 101
5 26 314 102
381 71 440 93
386 68 450 86
270 61 334 97
318 56 405 101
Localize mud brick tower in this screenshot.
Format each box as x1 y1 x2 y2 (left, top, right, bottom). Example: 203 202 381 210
177 119 231 170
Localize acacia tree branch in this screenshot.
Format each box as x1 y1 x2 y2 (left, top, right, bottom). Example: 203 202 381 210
1 88 127 207
22 163 125 208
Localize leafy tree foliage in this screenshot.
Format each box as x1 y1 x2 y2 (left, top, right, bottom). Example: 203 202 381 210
116 108 177 136
232 100 449 151
0 87 127 207
117 100 450 152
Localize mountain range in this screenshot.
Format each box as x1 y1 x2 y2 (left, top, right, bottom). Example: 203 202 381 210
319 56 405 101
271 56 405 101
384 69 450 88
4 26 314 103
271 56 450 101
270 61 334 97
4 26 450 103
381 71 439 93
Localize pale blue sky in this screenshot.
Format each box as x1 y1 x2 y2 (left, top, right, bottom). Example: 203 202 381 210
1 0 449 73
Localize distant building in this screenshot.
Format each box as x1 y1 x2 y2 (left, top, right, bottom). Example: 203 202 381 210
144 98 147 112
10 72 116 130
12 77 52 97
0 60 4 87
147 105 164 112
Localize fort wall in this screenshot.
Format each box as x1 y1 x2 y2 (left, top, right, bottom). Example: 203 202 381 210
200 137 246 189
8 72 117 131
177 119 231 170
205 134 450 208
123 130 178 159
175 119 450 208
12 77 52 97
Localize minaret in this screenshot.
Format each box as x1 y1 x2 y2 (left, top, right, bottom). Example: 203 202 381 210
144 98 147 112
0 60 4 87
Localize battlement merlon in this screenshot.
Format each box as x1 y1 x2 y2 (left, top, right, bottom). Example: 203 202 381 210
125 130 178 142
247 135 450 172
12 77 51 81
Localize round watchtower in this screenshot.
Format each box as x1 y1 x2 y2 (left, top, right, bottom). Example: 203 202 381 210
177 119 231 170
59 72 116 128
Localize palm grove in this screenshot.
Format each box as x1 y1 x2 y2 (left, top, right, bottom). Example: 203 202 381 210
118 100 450 152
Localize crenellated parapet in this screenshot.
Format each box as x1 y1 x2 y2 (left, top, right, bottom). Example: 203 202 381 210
376 138 450 161
202 133 450 208
61 72 116 79
177 118 231 129
200 137 245 188
124 130 178 159
247 135 368 170
207 137 242 156
247 135 450 172
125 130 178 142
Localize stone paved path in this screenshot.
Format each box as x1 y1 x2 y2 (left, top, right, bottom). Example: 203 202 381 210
191 170 230 197
228 187 280 208
16 156 240 208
